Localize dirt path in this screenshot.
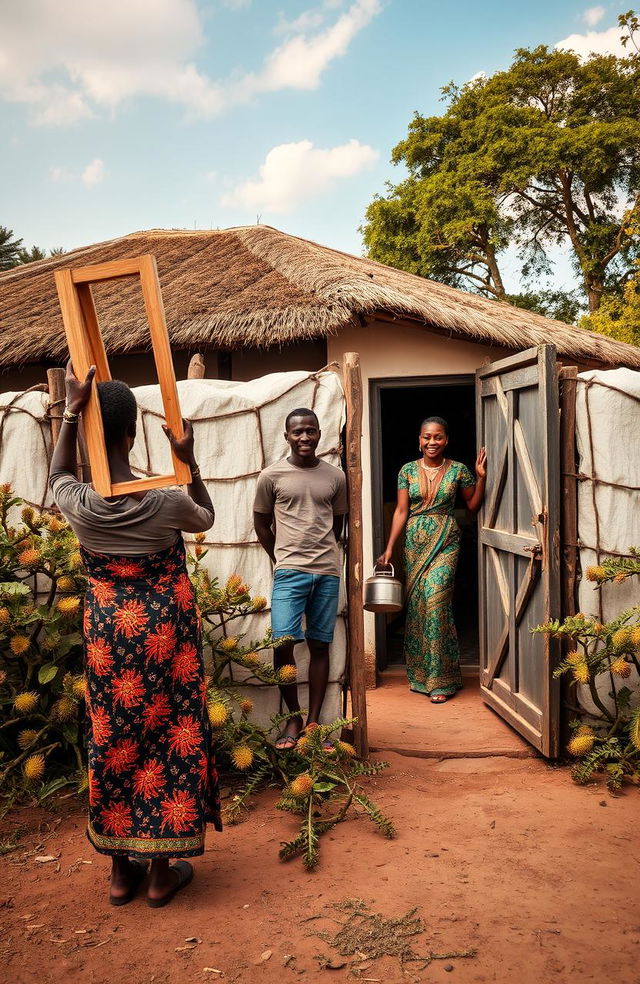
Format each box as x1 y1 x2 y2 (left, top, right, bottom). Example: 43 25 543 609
1 753 637 984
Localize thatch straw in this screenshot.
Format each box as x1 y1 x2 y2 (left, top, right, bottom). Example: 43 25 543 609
0 225 638 368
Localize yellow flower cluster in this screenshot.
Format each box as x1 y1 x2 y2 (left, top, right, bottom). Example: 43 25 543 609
251 596 267 612
612 628 631 651
295 734 311 754
610 657 631 678
17 729 39 750
207 701 230 727
585 566 606 583
231 744 253 770
337 741 357 757
51 696 77 723
243 651 260 663
0 607 10 628
239 698 253 714
572 663 590 684
72 676 87 699
57 596 81 616
23 753 45 782
17 547 41 569
13 691 39 714
68 551 84 571
56 576 76 593
218 636 238 652
278 664 297 684
10 635 30 656
290 773 314 798
567 726 596 757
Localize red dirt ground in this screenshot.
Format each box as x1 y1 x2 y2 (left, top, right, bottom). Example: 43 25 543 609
1 747 638 984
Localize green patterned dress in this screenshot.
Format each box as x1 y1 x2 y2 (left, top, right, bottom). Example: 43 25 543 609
398 460 476 696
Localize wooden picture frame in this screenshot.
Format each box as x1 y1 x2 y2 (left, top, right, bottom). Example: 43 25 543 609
54 254 191 497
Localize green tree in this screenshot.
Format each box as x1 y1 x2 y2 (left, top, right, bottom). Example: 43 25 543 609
363 37 640 315
17 245 47 265
0 226 24 271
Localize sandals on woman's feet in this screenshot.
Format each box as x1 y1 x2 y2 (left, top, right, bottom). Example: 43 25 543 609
109 860 149 906
274 734 298 751
147 860 193 909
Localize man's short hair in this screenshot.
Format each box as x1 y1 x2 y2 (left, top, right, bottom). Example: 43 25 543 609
97 380 138 444
285 408 320 432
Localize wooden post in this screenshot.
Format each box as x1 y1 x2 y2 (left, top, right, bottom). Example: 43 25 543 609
47 368 66 447
187 353 206 379
559 365 579 745
559 366 579 618
343 351 369 759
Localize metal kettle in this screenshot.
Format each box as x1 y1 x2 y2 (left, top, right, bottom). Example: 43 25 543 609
363 564 403 613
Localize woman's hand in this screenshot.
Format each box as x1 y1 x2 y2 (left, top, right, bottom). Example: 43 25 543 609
475 447 487 480
377 549 393 567
64 360 96 414
162 419 196 467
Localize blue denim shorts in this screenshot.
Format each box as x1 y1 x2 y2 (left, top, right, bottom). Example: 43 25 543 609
271 569 340 644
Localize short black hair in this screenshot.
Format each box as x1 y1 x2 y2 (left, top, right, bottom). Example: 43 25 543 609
97 380 138 444
285 407 320 432
420 416 449 435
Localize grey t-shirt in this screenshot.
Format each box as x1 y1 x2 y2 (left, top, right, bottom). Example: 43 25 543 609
50 470 214 556
253 458 348 577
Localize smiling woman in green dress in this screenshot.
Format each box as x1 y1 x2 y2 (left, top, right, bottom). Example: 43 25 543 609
378 417 486 703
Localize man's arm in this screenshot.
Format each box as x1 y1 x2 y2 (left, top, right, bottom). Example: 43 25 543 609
254 510 276 564
332 513 345 543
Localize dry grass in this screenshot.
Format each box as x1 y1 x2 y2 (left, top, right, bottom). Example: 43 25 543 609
1 225 639 369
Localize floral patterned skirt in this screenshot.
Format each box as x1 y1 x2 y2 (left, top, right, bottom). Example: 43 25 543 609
403 514 463 697
81 537 221 859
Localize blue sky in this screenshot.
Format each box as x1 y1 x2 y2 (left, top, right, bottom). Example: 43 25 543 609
0 1 628 293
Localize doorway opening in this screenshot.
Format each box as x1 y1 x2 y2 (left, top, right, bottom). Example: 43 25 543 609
370 376 479 673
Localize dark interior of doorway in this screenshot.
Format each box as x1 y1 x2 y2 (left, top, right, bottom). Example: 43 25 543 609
375 380 479 671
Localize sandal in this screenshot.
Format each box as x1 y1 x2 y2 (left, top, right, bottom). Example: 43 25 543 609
430 695 448 704
109 860 148 907
147 860 193 909
274 734 298 751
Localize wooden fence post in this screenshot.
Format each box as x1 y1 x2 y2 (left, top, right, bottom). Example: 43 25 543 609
343 351 369 759
47 368 66 447
188 353 206 379
559 366 579 618
559 365 579 746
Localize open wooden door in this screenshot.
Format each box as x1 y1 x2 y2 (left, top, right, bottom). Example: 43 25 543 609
476 345 561 757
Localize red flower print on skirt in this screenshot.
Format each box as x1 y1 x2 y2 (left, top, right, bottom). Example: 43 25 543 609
86 638 114 675
133 759 167 801
81 538 221 860
171 643 200 685
173 573 194 611
145 622 177 663
100 800 133 837
114 599 149 638
104 738 139 774
161 790 199 833
112 669 145 708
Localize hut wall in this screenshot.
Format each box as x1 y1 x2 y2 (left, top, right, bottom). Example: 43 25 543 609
327 317 511 684
575 368 640 715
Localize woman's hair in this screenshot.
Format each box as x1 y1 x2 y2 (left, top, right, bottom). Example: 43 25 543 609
97 380 138 444
285 407 320 431
420 415 449 435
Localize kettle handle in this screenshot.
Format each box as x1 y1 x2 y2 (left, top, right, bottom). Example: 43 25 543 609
373 563 395 578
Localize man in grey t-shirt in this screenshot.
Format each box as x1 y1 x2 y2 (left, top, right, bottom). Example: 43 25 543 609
253 408 348 750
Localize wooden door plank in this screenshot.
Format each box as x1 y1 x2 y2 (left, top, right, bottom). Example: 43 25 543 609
480 527 540 557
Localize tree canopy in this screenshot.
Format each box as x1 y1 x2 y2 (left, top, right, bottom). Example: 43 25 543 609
363 33 640 322
0 225 63 270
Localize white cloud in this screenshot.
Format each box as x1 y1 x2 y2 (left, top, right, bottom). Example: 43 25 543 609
583 6 605 27
82 159 105 186
220 138 378 213
0 0 380 126
555 25 627 58
49 165 73 182
221 0 251 8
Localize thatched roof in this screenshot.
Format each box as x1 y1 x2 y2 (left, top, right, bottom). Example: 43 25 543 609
0 225 638 368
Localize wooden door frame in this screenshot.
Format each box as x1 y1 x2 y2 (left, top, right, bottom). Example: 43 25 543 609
369 373 475 671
